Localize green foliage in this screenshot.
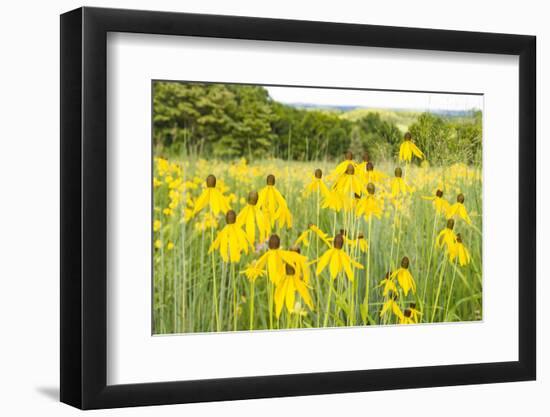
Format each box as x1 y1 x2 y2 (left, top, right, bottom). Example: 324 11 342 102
409 111 482 165
153 81 482 165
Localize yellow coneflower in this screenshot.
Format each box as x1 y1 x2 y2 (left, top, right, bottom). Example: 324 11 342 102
289 247 311 284
352 233 369 253
399 131 424 162
391 256 417 296
153 219 161 232
363 161 387 184
449 233 471 266
447 193 472 225
330 151 357 179
274 263 313 318
399 308 415 324
422 189 451 215
258 174 287 219
240 261 266 282
315 234 364 282
305 168 330 198
209 210 252 263
322 189 344 212
437 218 457 254
356 152 371 179
255 234 301 284
408 302 422 323
380 291 403 319
378 271 397 296
356 183 383 220
192 174 230 216
333 164 365 197
274 199 293 229
391 167 412 197
236 191 269 245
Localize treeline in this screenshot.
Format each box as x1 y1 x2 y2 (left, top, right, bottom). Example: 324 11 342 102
153 81 482 165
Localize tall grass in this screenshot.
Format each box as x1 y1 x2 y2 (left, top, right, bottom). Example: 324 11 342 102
153 157 482 334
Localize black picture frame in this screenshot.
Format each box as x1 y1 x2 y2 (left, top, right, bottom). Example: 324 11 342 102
60 6 536 410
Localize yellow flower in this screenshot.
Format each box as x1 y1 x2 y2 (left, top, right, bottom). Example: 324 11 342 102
399 132 424 162
333 164 364 197
294 229 310 247
166 241 175 251
390 167 412 197
380 291 403 319
329 151 357 179
240 261 266 282
305 168 330 198
236 191 269 245
378 271 397 296
359 160 387 185
315 234 364 281
258 174 287 218
153 219 161 232
449 233 471 266
408 302 422 322
391 256 416 296
353 233 369 253
193 175 230 216
356 183 383 220
322 189 344 212
274 263 313 318
209 210 252 263
255 234 301 284
309 224 332 247
446 193 472 225
274 199 293 229
289 247 311 284
422 189 450 215
399 308 414 324
154 239 162 249
437 218 457 254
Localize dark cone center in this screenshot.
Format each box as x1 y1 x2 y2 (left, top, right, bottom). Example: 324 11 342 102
333 234 344 249
366 162 374 172
394 167 403 178
206 174 217 188
267 174 275 186
285 263 296 275
226 210 237 224
404 132 412 141
367 183 375 195
362 152 370 162
409 302 417 309
404 308 412 318
456 233 463 243
358 233 365 239
345 151 353 160
248 191 259 205
446 218 455 230
314 168 323 179
268 234 280 249
291 246 301 254
457 193 465 203
401 256 410 269
346 164 355 175
436 189 443 198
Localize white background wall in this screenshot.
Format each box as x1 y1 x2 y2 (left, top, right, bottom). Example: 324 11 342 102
0 0 544 415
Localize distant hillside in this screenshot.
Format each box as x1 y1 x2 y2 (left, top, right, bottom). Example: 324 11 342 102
289 103 479 132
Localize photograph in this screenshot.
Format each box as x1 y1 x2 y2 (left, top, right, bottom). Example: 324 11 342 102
152 81 483 334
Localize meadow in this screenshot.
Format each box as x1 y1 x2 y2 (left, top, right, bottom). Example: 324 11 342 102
152 151 482 334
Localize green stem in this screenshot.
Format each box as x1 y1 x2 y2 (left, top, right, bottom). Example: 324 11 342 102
249 280 255 330
444 258 459 321
431 255 447 322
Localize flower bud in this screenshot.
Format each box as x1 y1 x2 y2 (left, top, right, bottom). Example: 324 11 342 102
333 234 344 249
206 174 216 188
248 191 259 205
268 234 280 249
367 183 375 195
226 210 236 224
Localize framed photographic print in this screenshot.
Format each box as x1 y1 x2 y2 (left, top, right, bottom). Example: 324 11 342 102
60 6 536 409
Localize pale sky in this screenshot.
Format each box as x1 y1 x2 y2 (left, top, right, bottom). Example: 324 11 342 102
265 86 483 112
